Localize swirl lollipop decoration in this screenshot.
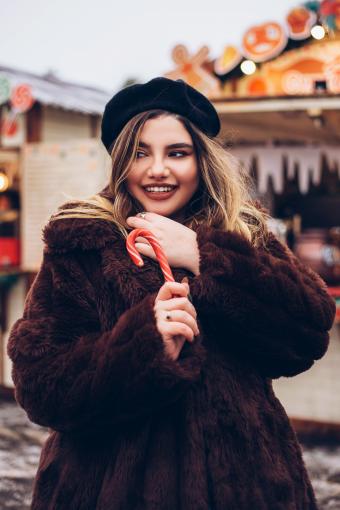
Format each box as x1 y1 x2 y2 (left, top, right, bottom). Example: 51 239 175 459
2 84 35 138
11 84 34 112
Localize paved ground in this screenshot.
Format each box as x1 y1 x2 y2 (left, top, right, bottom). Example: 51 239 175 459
0 400 49 509
1 399 340 509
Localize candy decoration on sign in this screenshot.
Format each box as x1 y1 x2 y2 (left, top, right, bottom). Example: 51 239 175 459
126 228 175 282
10 84 34 112
214 46 243 76
0 76 10 105
286 7 317 39
320 0 340 31
165 44 222 97
3 84 35 139
242 22 288 63
1 112 19 137
320 0 337 16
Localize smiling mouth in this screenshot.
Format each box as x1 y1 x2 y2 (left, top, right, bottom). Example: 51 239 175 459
142 185 178 192
141 186 179 200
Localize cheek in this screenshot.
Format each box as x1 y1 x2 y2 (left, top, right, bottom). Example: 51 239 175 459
178 160 199 185
126 166 141 188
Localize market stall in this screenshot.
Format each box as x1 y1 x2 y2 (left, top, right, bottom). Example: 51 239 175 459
0 67 111 390
165 0 340 427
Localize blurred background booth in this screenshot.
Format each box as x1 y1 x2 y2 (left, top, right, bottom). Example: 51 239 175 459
0 65 111 393
165 1 340 430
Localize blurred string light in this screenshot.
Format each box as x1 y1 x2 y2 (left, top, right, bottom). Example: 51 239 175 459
0 171 9 192
311 24 326 40
240 60 257 75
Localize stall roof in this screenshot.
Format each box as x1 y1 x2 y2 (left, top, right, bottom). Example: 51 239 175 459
214 95 340 144
0 64 111 115
214 95 340 113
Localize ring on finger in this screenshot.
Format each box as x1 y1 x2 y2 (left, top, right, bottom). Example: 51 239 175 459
137 211 147 219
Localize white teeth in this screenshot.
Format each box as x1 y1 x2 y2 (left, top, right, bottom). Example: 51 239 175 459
144 187 175 192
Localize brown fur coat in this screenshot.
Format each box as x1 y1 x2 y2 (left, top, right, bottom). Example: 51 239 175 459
7 192 335 510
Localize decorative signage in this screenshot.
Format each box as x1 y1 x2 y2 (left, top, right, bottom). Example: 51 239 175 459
214 46 242 75
319 0 340 31
165 44 222 97
242 22 288 63
0 106 25 147
1 83 34 142
286 7 317 39
166 0 340 98
10 84 34 112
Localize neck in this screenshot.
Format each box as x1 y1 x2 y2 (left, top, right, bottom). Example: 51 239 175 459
169 207 187 224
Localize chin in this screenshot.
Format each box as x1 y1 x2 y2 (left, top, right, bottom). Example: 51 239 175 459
134 191 188 219
138 197 171 210
148 205 176 216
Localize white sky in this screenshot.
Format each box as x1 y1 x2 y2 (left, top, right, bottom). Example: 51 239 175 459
1 0 299 93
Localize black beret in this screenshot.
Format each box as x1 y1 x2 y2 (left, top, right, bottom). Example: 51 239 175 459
101 77 220 154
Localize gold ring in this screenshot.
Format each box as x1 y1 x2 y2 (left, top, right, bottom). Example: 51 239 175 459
137 211 147 219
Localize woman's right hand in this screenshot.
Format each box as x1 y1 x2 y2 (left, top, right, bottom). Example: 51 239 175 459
153 280 200 361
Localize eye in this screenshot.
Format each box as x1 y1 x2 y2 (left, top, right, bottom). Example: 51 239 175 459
136 150 147 159
169 151 188 157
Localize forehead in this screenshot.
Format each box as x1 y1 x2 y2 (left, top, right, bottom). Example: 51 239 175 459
139 115 192 144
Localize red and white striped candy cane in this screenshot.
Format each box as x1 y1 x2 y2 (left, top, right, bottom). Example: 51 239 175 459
126 228 194 348
126 228 175 282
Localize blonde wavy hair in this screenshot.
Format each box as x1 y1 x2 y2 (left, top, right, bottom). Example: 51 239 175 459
49 109 269 246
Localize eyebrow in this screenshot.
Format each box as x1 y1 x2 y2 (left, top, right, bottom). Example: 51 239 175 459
138 141 194 150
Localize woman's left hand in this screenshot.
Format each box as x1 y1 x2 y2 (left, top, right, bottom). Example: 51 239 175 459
126 212 200 274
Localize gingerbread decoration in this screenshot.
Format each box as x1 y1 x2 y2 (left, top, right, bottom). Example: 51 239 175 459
165 44 222 97
242 22 288 63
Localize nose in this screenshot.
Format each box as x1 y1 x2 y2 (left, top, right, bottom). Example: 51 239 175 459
147 158 170 178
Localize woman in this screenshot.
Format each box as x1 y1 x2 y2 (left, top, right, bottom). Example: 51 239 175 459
7 77 335 510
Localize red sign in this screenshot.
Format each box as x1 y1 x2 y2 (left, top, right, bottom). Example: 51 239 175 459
10 84 34 112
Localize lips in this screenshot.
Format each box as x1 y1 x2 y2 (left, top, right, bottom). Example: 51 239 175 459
142 185 178 190
141 187 178 201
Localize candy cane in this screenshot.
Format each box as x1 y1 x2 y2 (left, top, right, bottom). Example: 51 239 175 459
126 228 194 347
126 228 175 282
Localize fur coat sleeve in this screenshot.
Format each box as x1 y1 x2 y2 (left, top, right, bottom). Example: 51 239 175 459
188 225 336 379
7 249 205 433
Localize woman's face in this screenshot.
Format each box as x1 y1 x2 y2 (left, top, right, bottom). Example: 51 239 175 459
126 115 199 222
